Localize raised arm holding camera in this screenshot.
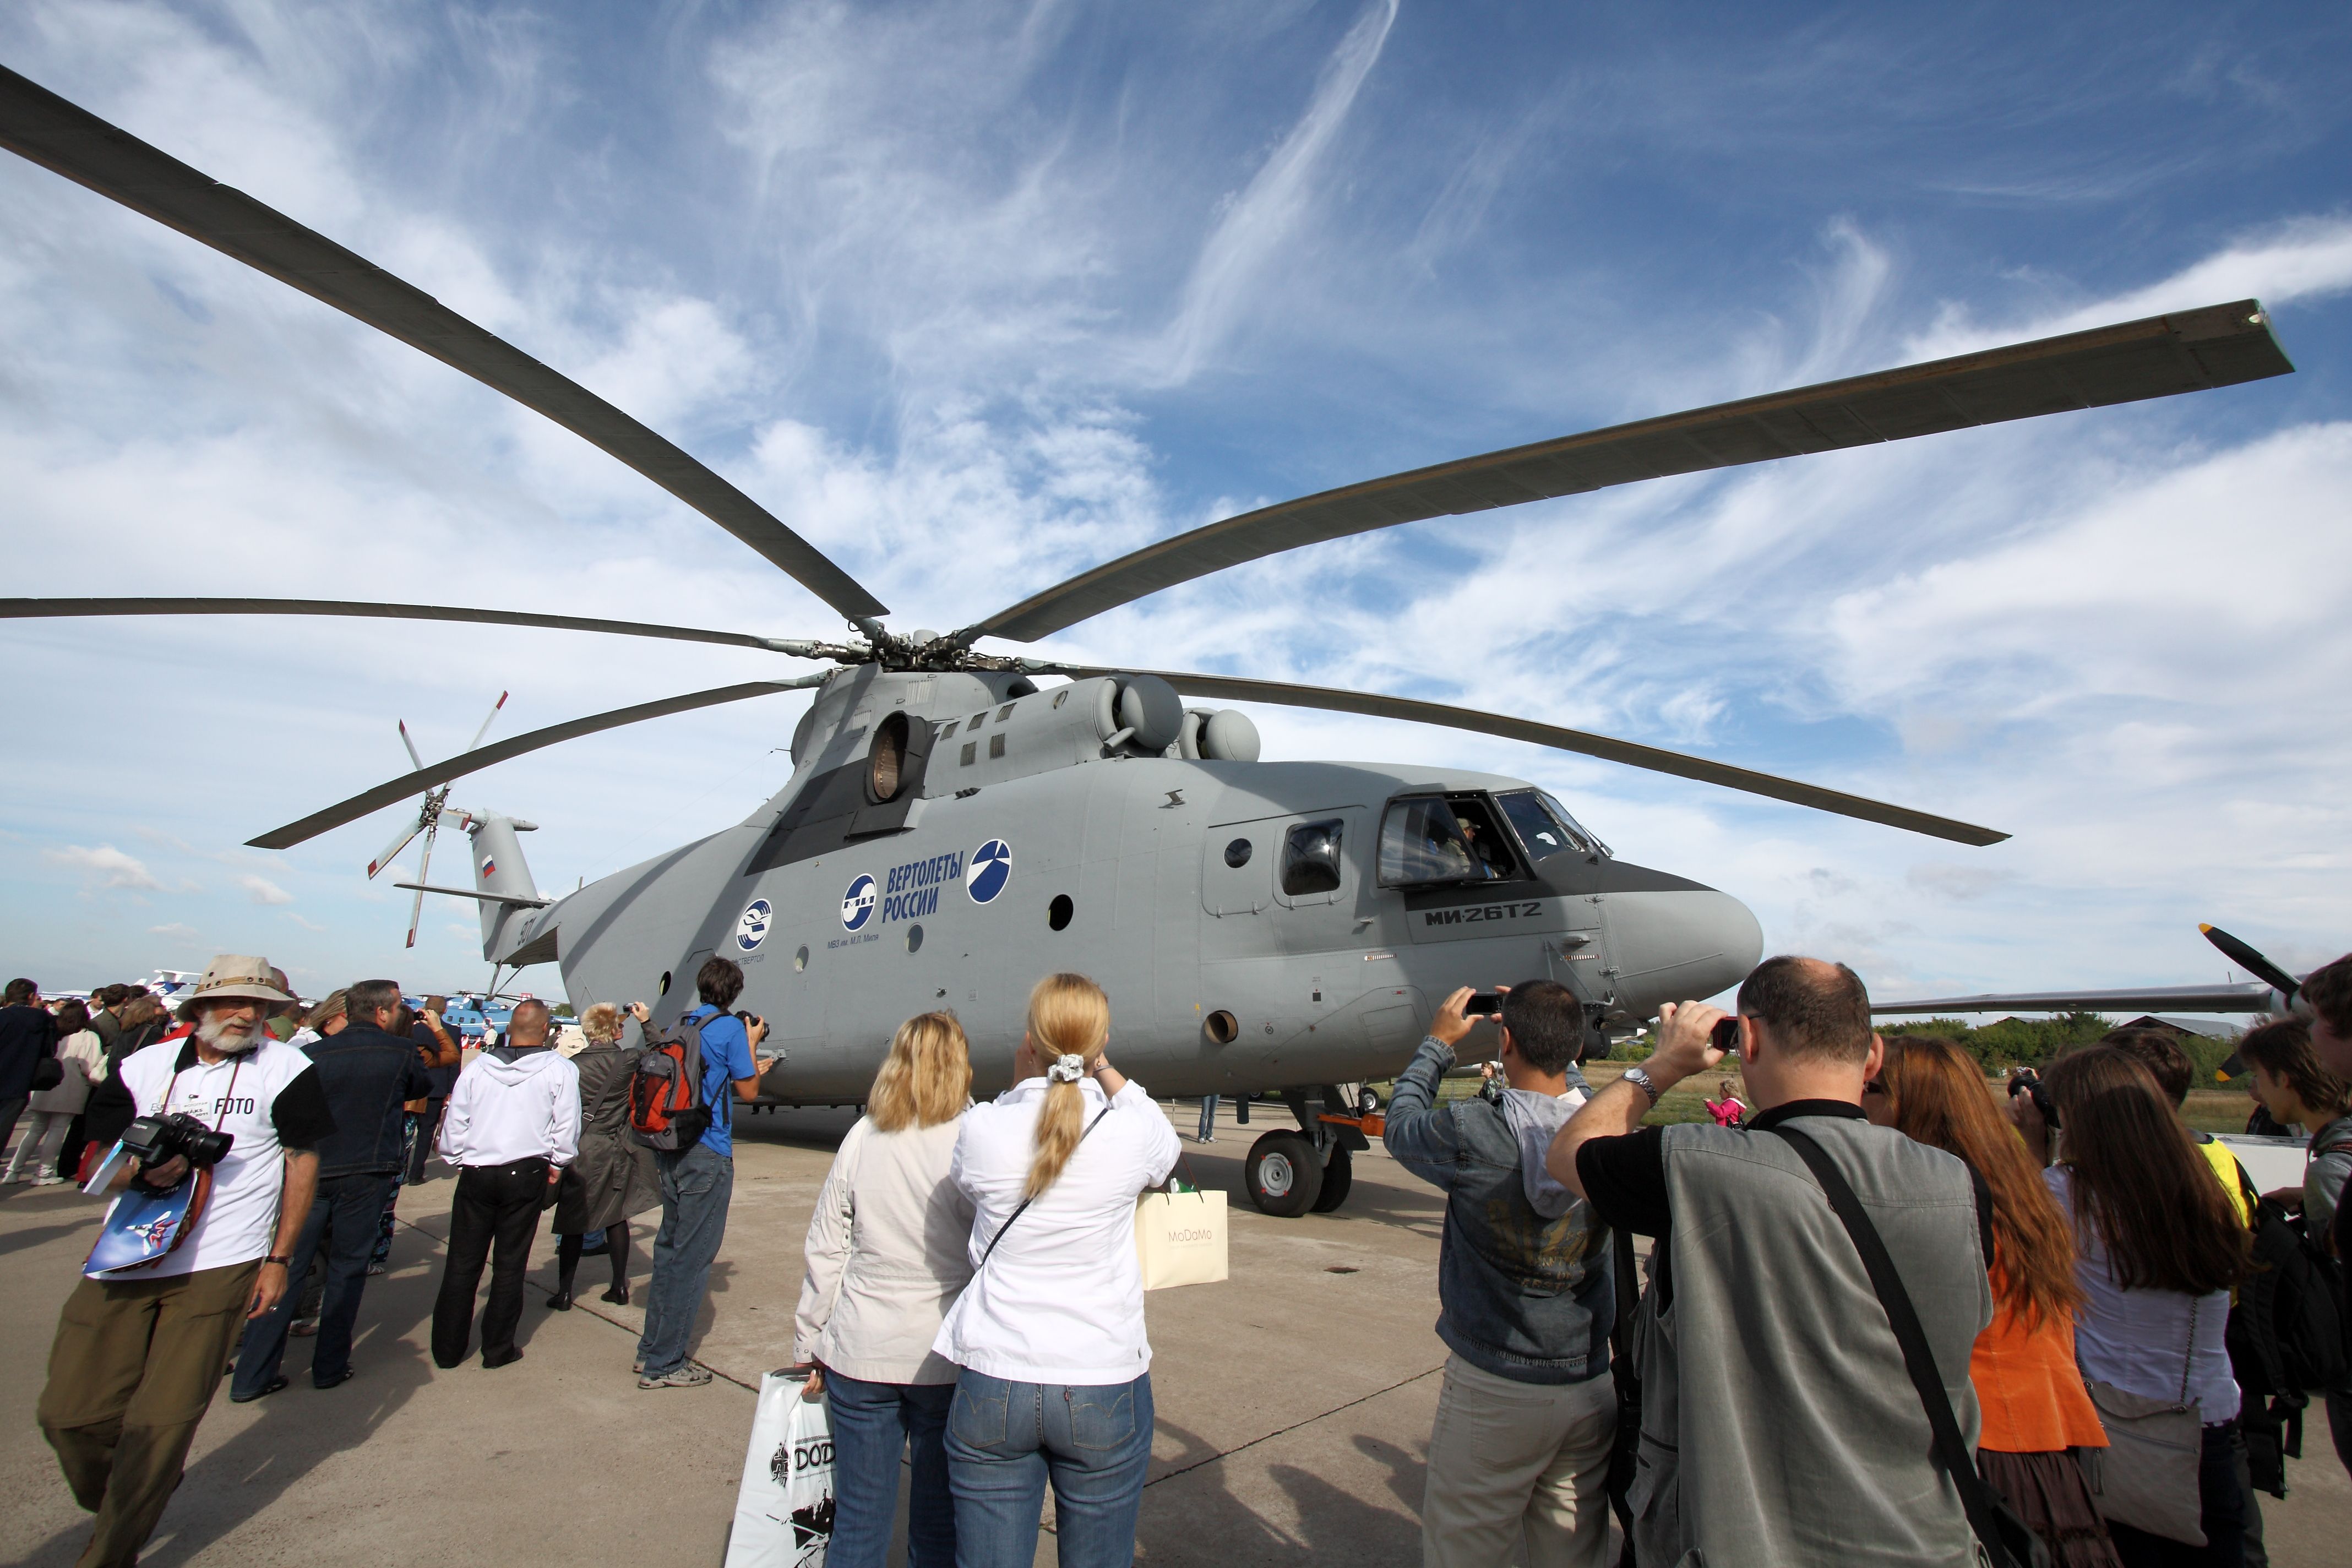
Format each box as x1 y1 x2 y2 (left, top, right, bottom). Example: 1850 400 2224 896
1382 979 1616 1568
37 955 332 1568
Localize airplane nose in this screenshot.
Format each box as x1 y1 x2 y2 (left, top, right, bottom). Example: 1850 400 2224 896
1598 867 1764 1014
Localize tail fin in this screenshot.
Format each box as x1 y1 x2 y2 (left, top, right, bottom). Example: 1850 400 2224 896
465 813 543 961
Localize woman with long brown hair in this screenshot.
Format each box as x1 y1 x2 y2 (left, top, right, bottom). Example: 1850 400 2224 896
1867 1037 2119 1567
792 1010 977 1568
932 973 1180 1568
2026 1047 2250 1567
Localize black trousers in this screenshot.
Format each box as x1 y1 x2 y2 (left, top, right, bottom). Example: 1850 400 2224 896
405 1098 446 1183
431 1159 548 1368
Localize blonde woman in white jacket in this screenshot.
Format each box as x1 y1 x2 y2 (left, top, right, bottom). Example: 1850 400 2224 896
794 1011 976 1568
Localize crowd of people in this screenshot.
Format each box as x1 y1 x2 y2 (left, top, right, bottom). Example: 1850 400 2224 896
7 945 2352 1568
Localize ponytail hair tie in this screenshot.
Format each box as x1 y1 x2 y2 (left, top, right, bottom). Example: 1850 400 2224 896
1048 1053 1087 1083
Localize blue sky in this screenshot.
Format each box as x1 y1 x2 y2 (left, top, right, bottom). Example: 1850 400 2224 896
3 0 2350 1004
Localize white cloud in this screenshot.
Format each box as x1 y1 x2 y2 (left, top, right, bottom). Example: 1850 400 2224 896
47 843 163 891
238 875 296 906
149 922 200 943
285 912 326 932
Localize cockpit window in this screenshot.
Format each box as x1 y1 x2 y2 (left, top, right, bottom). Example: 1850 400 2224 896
1379 797 1514 886
1499 788 1593 861
1281 819 1344 896
1541 791 1608 858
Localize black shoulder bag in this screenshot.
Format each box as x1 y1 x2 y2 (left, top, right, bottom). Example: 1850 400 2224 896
975 1104 1114 1272
1603 1224 1643 1568
1769 1126 2051 1568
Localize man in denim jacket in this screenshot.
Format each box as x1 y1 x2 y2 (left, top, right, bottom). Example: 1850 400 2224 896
1384 979 1615 1568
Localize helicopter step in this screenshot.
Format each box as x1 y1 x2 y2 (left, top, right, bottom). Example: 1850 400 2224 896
1242 1083 1376 1218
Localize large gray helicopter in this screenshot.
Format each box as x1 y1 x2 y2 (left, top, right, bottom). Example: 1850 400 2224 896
0 67 2296 1215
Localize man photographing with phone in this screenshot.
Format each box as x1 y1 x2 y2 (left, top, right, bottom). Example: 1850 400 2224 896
39 955 331 1567
1383 979 1616 1568
1547 956 1992 1568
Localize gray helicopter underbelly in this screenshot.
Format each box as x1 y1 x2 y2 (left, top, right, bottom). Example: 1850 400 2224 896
541 755 1758 1104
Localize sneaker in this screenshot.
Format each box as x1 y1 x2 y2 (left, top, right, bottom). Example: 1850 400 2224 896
33 1174 66 1186
638 1363 712 1390
289 1316 321 1337
364 1262 388 1276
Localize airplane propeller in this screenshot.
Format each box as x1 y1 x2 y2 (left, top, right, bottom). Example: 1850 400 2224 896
0 64 2300 858
2199 923 2302 1001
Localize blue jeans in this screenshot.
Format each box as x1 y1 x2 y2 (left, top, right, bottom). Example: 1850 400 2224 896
634 1143 732 1376
946 1369 1153 1568
825 1370 955 1568
233 1171 397 1395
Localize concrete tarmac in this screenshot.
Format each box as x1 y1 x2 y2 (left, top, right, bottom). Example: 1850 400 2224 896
4 1101 2346 1565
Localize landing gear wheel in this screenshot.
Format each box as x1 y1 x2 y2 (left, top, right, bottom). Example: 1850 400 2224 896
1245 1130 1324 1217
1310 1143 1353 1212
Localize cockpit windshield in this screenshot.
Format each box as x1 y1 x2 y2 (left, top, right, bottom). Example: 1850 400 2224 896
1379 796 1517 886
1497 788 1609 861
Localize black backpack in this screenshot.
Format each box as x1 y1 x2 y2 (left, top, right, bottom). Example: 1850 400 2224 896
2225 1162 2349 1398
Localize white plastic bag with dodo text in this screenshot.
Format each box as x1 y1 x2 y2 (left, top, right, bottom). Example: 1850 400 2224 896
725 1370 835 1568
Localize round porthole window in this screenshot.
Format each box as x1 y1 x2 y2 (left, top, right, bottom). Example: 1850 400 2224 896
794 946 809 973
1048 894 1074 931
658 970 672 997
1224 837 1252 868
906 924 924 953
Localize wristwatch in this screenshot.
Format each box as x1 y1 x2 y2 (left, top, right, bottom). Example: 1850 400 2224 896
1623 1066 1664 1107
263 1255 292 1267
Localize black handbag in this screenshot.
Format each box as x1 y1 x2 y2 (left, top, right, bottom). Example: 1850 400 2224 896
1603 1225 1643 1567
1768 1126 2052 1568
30 1055 64 1092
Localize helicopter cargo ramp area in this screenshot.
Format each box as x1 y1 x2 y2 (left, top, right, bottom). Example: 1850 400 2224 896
4 1099 2345 1566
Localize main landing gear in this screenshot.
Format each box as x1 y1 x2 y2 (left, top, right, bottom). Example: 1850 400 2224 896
1241 1084 1381 1218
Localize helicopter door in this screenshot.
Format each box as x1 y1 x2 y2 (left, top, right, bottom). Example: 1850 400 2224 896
1202 821 1273 916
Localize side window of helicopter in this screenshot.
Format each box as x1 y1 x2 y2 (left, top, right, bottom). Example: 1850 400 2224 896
1446 795 1520 879
1280 819 1345 898
1497 788 1588 861
1379 797 1483 886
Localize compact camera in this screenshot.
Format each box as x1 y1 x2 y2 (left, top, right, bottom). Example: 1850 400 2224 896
121 1112 235 1173
2007 1067 2060 1130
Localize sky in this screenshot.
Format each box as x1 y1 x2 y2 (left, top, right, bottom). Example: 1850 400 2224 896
3 0 2350 1006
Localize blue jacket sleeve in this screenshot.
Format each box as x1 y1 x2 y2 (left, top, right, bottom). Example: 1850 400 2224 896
1381 1036 1468 1190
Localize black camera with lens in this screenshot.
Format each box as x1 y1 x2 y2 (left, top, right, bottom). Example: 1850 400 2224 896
121 1113 235 1174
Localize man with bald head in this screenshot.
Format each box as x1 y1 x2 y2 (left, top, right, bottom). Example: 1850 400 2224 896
431 998 579 1370
1548 957 1993 1568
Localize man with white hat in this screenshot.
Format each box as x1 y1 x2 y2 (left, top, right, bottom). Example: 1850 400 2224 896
38 954 332 1568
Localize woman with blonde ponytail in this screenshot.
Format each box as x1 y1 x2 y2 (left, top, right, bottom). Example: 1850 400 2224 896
793 1012 977 1568
932 973 1180 1568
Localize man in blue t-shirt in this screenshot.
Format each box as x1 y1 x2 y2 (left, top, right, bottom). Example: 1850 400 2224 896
633 957 765 1389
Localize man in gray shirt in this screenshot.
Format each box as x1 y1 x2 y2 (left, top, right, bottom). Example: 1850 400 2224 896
1551 956 1990 1568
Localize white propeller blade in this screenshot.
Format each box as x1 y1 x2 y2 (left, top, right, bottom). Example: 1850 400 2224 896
398 719 426 771
406 815 442 949
466 691 509 753
368 808 427 879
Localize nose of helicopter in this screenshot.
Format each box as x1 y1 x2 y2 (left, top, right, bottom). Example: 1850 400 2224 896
1597 864 1765 1013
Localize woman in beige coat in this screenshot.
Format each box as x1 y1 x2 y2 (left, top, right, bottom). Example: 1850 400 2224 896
6 999 103 1184
794 1011 976 1568
548 1002 661 1308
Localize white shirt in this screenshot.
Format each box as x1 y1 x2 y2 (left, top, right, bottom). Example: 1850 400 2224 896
438 1047 581 1167
933 1076 1180 1384
2045 1165 2239 1420
794 1114 976 1384
109 1036 325 1278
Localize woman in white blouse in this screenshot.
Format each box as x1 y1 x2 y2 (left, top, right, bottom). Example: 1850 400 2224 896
2027 1047 2250 1568
794 1011 976 1568
933 973 1179 1568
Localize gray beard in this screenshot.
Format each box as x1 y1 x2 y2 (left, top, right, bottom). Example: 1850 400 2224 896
196 1014 265 1054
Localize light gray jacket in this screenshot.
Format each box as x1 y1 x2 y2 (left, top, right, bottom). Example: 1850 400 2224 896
794 1114 976 1384
1627 1115 1991 1568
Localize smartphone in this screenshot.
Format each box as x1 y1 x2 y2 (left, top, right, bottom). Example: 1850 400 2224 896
1463 992 1503 1017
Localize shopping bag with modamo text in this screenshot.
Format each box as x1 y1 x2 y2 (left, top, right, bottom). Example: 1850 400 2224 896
1135 1188 1228 1289
725 1370 835 1568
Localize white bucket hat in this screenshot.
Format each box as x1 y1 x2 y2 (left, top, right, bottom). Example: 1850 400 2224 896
186 954 295 1005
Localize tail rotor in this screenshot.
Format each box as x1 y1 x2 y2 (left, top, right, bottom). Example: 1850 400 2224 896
369 692 510 948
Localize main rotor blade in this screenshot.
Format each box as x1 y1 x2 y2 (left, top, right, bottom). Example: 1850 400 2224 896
0 597 810 652
1049 665 2007 846
0 67 888 622
2198 923 2302 999
976 300 2291 643
248 673 829 850
1872 982 2282 1015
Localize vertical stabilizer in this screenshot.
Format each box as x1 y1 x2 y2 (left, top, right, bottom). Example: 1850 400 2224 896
465 814 541 961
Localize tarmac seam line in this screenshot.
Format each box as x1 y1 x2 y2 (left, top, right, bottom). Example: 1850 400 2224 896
1140 1362 1445 1490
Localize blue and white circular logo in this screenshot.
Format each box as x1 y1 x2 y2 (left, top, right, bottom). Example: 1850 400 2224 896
734 898 772 952
840 874 877 931
966 839 1012 905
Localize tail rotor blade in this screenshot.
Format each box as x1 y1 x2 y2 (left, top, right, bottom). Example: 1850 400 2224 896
407 818 440 950
368 809 426 879
2199 923 2301 1000
466 692 509 753
398 720 426 772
